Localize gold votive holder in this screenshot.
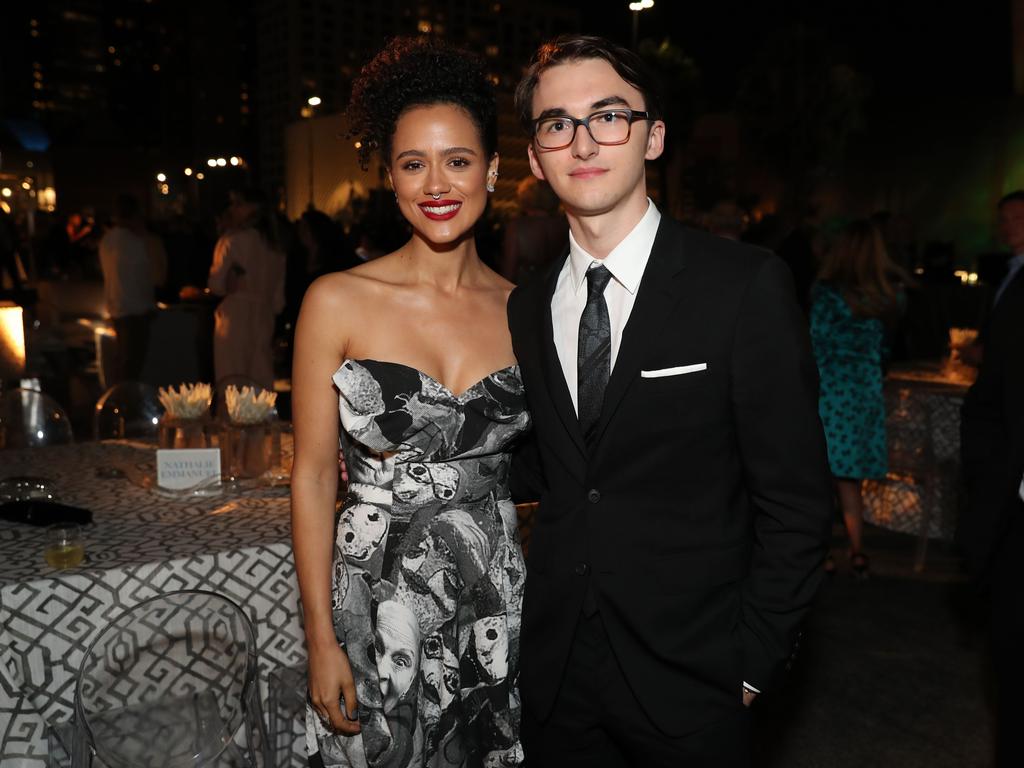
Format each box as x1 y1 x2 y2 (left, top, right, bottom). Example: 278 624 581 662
158 416 210 450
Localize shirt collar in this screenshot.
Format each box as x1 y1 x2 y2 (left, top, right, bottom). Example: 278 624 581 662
567 199 661 295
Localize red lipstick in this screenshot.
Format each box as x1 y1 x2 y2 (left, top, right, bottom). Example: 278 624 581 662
418 199 462 220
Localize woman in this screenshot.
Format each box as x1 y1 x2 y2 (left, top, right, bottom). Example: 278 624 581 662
290 38 528 767
208 188 286 389
810 220 907 578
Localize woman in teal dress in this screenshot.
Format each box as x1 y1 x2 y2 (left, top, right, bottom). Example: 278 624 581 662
810 220 906 577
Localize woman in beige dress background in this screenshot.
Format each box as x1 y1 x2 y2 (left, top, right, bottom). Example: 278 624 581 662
208 188 286 389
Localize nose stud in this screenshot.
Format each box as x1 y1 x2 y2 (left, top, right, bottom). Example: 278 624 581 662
430 192 441 200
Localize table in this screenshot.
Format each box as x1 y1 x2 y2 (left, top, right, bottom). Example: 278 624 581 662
0 439 307 767
862 362 975 569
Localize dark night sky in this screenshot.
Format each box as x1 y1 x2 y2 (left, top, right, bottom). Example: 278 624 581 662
569 0 1013 108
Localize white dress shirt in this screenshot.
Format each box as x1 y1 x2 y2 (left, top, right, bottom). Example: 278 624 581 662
551 199 661 413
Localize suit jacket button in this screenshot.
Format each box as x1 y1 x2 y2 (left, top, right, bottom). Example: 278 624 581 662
587 489 601 503
574 562 589 576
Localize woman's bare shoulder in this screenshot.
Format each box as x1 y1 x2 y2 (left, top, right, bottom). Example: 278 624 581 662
303 263 396 310
337 250 414 286
295 272 380 363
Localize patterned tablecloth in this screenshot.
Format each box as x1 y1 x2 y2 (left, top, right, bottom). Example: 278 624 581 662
0 439 306 767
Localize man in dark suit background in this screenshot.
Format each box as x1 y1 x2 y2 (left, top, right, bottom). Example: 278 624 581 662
507 35 834 767
960 191 1024 367
960 191 1024 768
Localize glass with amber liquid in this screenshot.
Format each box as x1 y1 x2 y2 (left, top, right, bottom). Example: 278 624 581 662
45 524 85 569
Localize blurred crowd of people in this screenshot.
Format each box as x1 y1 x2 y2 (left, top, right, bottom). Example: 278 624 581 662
0 188 403 390
2 181 1020 408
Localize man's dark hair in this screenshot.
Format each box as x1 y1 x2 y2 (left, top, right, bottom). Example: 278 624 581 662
113 194 141 223
514 34 663 134
997 190 1024 209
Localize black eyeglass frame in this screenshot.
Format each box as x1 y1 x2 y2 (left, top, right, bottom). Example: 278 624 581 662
531 108 653 150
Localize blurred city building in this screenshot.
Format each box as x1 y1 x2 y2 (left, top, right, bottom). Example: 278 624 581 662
0 2 256 221
0 1 578 221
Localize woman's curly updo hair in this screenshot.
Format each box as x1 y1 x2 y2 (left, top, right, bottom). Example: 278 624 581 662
347 37 498 170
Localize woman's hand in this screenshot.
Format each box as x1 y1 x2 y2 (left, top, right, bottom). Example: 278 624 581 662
307 641 361 735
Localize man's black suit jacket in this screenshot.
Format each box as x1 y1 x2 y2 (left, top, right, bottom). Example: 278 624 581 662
960 268 1024 580
507 216 834 736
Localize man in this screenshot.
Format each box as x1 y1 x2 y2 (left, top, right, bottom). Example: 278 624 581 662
990 192 1024 306
98 194 159 383
959 190 1024 767
507 36 833 766
960 191 1024 367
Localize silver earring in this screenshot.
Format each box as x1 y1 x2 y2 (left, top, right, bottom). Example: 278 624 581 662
430 192 441 200
486 172 498 193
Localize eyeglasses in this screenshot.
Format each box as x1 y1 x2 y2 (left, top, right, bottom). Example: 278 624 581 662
532 108 652 150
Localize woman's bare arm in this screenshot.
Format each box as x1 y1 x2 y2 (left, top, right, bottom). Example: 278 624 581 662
290 275 361 734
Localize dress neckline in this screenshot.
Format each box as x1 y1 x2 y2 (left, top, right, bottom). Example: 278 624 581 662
338 358 519 401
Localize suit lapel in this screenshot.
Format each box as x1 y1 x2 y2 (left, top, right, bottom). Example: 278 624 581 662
536 253 588 458
590 219 688 449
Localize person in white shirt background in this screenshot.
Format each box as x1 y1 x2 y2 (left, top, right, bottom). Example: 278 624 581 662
98 193 164 383
207 187 286 390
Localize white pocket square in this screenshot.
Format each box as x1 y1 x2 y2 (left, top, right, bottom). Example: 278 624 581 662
640 363 708 378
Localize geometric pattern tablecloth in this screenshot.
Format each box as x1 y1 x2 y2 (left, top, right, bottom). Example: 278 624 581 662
863 471 961 540
0 440 307 767
863 378 967 545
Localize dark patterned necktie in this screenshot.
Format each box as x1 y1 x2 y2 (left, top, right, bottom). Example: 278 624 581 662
577 264 613 442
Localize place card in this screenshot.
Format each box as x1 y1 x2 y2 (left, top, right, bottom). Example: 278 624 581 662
156 448 222 490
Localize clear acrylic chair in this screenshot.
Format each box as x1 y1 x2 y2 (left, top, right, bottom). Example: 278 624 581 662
70 590 271 768
0 387 74 449
93 381 164 440
266 663 308 768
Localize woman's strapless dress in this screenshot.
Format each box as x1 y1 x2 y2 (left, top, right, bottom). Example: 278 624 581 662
307 359 531 768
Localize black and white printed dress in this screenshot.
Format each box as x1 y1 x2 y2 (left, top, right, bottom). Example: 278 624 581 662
307 359 530 768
